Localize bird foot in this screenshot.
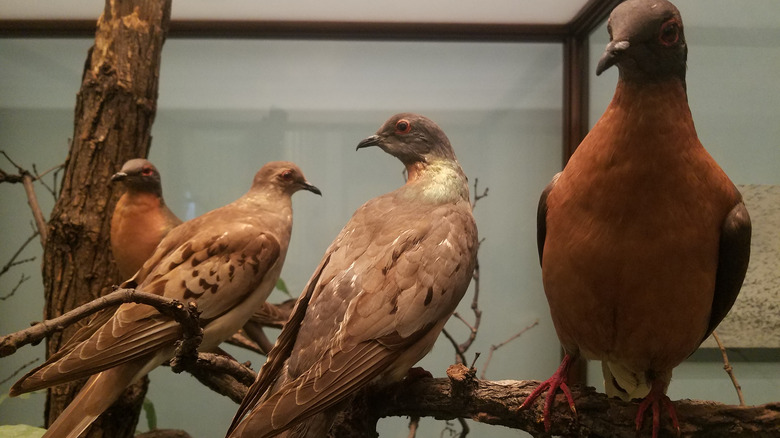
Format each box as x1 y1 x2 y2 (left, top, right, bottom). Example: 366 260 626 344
518 354 577 431
635 383 680 438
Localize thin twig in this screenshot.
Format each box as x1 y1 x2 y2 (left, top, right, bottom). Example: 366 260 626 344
32 162 64 198
480 319 540 380
0 357 39 386
441 328 468 365
0 152 49 246
0 231 38 278
456 418 469 438
407 416 420 438
471 178 489 210
443 179 490 364
21 173 48 247
712 330 746 406
0 273 31 301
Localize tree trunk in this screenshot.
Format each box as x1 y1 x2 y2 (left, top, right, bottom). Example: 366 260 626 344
42 0 171 436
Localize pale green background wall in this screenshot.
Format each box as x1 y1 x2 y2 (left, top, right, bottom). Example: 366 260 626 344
1 1 778 436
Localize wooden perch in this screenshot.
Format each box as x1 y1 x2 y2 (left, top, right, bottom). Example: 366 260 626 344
2 288 778 437
327 363 780 438
0 288 201 358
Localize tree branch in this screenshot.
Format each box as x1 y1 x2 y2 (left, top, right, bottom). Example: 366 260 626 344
480 319 539 380
0 231 38 282
712 330 745 406
332 363 780 438
0 151 49 246
2 292 778 437
0 288 201 358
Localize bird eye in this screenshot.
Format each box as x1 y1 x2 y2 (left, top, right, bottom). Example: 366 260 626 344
280 170 294 181
395 119 412 134
659 19 680 46
141 167 154 176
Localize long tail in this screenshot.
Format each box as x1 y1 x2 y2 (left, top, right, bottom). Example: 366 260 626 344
42 358 151 438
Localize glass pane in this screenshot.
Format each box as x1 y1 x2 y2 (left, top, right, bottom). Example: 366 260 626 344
0 37 563 437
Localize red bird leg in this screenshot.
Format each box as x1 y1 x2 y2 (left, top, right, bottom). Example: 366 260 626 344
519 354 577 431
635 379 681 438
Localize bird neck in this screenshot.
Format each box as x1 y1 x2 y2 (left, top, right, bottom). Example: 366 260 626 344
243 188 293 217
403 159 470 204
602 78 699 151
118 190 163 209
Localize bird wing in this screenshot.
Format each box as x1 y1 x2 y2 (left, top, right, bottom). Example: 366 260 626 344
227 253 330 435
536 172 560 265
705 194 751 340
228 196 477 437
11 218 281 395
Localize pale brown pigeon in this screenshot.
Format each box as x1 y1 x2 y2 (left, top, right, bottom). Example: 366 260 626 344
227 113 478 438
11 161 321 438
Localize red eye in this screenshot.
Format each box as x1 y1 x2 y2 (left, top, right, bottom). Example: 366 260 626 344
281 170 294 181
141 167 154 176
659 19 680 46
395 119 412 134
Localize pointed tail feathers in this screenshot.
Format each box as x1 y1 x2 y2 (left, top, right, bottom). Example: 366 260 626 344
42 358 152 438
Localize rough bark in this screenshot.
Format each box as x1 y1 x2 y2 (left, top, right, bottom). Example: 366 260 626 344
41 0 171 437
326 364 780 438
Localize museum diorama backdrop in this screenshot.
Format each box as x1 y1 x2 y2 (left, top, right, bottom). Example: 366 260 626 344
1 1 778 437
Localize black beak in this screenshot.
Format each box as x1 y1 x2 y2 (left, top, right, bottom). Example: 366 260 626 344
302 182 322 196
111 172 127 182
596 40 629 75
356 134 382 151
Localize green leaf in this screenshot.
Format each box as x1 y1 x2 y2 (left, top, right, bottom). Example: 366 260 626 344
0 425 47 438
275 278 290 296
142 398 157 430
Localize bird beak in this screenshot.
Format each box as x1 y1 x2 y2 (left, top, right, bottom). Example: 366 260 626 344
302 182 322 196
356 135 381 151
111 172 127 182
596 40 630 75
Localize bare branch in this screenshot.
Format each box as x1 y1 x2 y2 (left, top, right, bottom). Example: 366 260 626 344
0 357 39 386
0 273 31 302
471 178 489 210
333 363 780 438
0 152 49 246
0 231 38 279
407 416 419 438
480 319 540 380
0 288 201 358
225 330 267 356
441 328 467 365
32 162 65 198
21 173 48 247
442 180 488 365
712 330 745 406
455 418 469 438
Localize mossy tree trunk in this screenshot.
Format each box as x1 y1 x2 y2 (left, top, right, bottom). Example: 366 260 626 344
42 0 171 436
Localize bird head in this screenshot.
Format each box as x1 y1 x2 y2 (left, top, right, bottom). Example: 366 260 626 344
596 0 687 84
252 161 321 196
111 158 163 196
356 113 457 168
